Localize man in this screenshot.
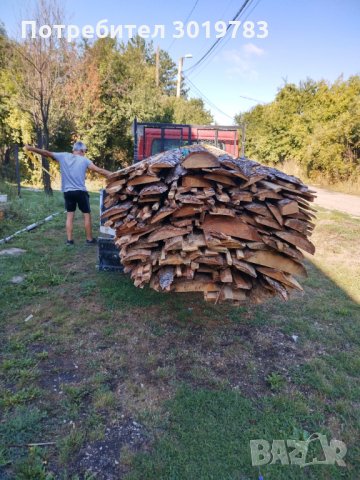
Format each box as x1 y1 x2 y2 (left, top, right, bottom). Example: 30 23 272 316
25 142 112 245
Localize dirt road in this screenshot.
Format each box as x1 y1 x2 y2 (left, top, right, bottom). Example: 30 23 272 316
311 186 360 217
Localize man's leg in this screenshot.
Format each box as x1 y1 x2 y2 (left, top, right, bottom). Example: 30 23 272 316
78 192 94 242
84 213 93 241
66 212 75 241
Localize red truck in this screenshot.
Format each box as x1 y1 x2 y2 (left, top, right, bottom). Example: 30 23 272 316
98 120 240 271
133 119 239 161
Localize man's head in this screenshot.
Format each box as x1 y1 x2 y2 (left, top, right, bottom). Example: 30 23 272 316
72 141 87 156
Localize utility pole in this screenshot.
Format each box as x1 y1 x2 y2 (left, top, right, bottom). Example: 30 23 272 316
176 54 192 98
176 57 184 98
241 123 246 157
155 45 160 87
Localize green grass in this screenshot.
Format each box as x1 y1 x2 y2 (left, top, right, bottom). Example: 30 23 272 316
58 431 85 465
0 182 64 238
281 158 360 195
127 387 346 480
0 189 360 479
98 272 164 308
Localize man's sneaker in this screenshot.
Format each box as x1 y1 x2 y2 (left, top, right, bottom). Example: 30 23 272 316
66 240 74 246
86 238 97 245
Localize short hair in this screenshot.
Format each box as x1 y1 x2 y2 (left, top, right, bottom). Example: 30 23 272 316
72 141 87 152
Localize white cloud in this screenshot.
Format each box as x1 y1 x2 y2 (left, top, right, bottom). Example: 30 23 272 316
243 43 265 57
226 66 259 81
221 50 245 64
217 44 265 80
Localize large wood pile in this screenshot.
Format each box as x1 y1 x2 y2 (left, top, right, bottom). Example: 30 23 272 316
102 145 316 304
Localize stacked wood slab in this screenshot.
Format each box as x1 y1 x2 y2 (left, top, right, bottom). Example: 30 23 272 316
102 145 316 304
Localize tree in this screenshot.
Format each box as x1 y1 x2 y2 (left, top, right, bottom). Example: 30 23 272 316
0 24 13 175
69 37 131 169
2 11 216 180
235 76 360 183
70 36 213 170
164 97 213 124
8 0 75 194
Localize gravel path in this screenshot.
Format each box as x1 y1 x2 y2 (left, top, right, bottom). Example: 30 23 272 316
311 186 360 217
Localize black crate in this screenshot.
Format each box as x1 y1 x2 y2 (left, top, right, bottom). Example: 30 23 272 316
98 237 124 272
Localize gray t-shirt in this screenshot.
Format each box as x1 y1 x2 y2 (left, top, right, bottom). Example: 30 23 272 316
52 152 91 192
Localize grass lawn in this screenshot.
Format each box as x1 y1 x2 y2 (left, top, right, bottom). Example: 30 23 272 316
0 186 65 239
0 188 359 479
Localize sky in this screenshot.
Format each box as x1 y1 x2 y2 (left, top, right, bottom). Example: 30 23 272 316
1 0 359 124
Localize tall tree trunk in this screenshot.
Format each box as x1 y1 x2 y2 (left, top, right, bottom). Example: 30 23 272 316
4 146 11 165
0 146 11 180
37 128 52 195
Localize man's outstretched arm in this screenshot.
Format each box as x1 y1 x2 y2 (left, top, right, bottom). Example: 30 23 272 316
88 162 113 178
24 145 55 159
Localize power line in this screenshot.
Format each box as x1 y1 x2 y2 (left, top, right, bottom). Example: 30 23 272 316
239 95 266 104
185 78 232 119
166 0 200 52
185 0 235 64
183 0 201 26
183 0 255 75
184 75 234 121
188 0 263 80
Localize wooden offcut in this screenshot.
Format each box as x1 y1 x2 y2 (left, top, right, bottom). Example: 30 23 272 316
103 145 316 305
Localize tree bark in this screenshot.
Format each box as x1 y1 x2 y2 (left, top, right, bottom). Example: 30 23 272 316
4 146 11 165
37 128 52 195
0 146 12 180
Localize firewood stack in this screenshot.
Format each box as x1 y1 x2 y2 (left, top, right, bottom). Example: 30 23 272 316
102 145 316 304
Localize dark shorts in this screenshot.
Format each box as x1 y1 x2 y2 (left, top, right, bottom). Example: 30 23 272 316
64 190 91 213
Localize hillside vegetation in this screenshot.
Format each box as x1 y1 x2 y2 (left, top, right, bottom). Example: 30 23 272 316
236 76 360 187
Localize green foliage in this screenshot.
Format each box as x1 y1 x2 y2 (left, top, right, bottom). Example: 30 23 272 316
13 446 54 480
162 96 213 125
236 76 360 183
0 387 42 408
266 372 286 391
0 23 212 181
0 407 46 447
58 430 85 464
72 36 212 171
